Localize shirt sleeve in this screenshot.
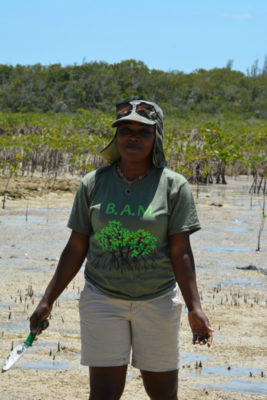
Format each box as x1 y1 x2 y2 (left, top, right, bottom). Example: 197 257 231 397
167 180 201 236
67 180 93 235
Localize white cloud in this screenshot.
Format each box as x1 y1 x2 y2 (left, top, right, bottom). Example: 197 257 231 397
220 12 252 20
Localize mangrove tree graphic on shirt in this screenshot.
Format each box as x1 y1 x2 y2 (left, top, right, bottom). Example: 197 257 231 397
94 220 158 270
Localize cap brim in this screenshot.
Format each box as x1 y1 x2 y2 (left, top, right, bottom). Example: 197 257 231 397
112 114 156 128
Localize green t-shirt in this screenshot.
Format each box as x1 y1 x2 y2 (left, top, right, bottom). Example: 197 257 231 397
67 164 201 300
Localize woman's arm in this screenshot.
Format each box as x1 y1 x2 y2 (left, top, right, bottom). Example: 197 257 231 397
30 230 89 333
169 231 213 347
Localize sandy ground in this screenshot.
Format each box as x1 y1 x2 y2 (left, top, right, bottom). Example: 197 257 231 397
0 175 266 399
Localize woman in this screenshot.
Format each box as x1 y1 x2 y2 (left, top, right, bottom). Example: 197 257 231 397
30 100 213 400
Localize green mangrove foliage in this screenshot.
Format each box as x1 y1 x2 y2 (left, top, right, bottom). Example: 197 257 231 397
164 118 266 183
0 60 266 184
0 111 266 184
0 110 113 178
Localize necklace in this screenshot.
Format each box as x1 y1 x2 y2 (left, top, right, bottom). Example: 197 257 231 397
116 163 152 185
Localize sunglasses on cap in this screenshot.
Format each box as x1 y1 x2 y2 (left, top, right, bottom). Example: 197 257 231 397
116 101 159 122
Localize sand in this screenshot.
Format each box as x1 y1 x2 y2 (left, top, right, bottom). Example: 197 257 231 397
0 175 266 399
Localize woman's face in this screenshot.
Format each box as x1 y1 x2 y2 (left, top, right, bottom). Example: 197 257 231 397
116 121 155 164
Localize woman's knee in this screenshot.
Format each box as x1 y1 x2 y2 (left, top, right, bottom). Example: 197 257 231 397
89 366 127 400
141 369 178 400
89 386 124 400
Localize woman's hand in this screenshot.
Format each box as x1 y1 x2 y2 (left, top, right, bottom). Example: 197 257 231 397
30 298 52 334
188 309 214 347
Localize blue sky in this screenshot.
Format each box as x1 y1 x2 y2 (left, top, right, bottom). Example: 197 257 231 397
0 0 266 74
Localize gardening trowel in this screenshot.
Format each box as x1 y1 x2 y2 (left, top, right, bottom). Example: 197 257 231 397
2 321 45 372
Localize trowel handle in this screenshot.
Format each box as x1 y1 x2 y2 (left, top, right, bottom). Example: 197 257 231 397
24 320 45 346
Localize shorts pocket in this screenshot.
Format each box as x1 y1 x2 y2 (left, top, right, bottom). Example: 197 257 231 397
172 293 183 307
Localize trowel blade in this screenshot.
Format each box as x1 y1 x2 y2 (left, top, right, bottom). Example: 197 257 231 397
2 342 30 372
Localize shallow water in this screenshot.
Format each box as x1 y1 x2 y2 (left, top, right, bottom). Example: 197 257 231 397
198 247 253 252
219 278 261 285
180 352 211 364
0 301 10 308
203 226 258 233
204 379 267 394
180 356 267 394
11 349 267 395
0 176 266 395
19 360 71 370
0 321 28 330
186 365 262 378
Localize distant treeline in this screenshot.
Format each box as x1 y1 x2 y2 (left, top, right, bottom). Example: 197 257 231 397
0 59 267 118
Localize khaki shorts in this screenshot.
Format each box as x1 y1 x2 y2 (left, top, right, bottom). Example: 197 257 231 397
79 281 183 372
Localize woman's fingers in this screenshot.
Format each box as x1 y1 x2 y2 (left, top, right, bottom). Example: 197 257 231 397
189 309 214 347
37 319 50 334
193 333 213 347
30 300 52 333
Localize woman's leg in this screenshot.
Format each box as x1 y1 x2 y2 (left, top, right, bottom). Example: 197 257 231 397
89 365 128 400
79 282 131 399
141 369 178 400
131 287 182 385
